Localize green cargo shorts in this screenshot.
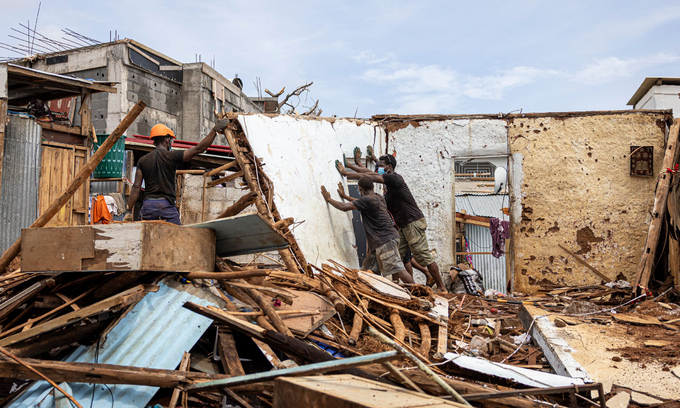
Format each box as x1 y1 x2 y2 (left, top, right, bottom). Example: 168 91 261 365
361 238 405 277
398 218 434 267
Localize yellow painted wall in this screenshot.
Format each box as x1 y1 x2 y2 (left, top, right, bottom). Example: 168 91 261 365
508 112 668 293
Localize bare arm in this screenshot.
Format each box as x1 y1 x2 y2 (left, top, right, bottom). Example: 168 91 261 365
127 168 143 211
347 162 375 174
321 186 356 212
337 182 356 202
346 171 385 184
183 119 230 162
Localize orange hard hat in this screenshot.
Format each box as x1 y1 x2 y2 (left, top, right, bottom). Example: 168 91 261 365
150 124 176 139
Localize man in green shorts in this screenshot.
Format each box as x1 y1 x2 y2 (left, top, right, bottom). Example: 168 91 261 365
321 176 414 284
338 154 447 293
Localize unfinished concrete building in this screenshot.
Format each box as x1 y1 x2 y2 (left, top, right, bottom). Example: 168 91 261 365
11 39 262 141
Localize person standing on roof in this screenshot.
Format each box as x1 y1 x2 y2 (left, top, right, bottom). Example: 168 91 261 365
337 154 447 293
125 119 230 225
321 176 415 285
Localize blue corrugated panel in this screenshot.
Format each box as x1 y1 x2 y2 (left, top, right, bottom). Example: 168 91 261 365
0 115 41 254
9 278 223 408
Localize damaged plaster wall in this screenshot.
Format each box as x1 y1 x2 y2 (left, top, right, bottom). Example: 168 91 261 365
509 112 667 293
238 115 386 269
387 119 508 282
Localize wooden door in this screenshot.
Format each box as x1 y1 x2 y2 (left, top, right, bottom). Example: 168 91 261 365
39 143 90 227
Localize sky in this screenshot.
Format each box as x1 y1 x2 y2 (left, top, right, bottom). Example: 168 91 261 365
1 1 679 118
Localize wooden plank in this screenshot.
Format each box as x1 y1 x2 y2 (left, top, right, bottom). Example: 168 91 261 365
267 290 336 337
169 351 190 408
187 351 400 391
0 101 146 272
7 65 117 94
183 303 267 340
612 313 661 325
357 271 411 301
218 331 245 376
637 119 680 289
206 160 238 177
273 374 466 408
0 285 154 347
0 357 233 388
207 170 244 188
558 244 611 282
54 293 79 311
218 192 256 219
22 227 95 272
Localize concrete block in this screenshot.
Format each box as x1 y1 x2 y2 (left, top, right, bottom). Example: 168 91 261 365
606 392 630 408
182 197 203 214
630 392 661 406
209 200 226 214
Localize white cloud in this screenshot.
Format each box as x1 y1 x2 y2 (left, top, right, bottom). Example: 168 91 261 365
571 54 680 85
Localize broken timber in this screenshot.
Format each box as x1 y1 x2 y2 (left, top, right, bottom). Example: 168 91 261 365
518 305 591 381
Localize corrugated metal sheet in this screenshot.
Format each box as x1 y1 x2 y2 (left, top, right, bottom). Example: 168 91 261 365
456 194 509 294
10 278 223 408
466 224 506 294
0 114 41 254
455 193 508 219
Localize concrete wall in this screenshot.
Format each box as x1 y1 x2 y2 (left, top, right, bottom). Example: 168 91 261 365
635 85 680 117
178 173 254 225
16 41 262 141
508 112 667 293
387 119 508 283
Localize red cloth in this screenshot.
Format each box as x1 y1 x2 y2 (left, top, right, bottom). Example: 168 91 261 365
92 195 112 224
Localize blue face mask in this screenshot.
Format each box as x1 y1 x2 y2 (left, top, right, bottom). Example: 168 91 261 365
377 167 386 175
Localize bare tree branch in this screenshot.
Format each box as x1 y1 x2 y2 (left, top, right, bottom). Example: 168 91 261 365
278 82 313 112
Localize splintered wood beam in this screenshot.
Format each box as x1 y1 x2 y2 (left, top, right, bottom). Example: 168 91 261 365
0 285 155 347
348 299 368 346
418 322 431 357
637 119 680 289
0 347 84 408
218 331 245 376
169 351 190 408
217 192 256 219
0 357 232 388
389 309 406 343
207 170 244 188
206 160 239 177
183 269 270 280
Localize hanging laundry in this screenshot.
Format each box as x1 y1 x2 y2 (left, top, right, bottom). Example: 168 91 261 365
92 195 112 224
490 218 510 258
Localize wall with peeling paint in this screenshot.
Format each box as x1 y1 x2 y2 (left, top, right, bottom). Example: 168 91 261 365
238 114 386 270
387 119 508 283
508 112 667 293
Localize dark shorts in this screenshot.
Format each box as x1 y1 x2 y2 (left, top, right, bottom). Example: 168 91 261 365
403 249 413 263
141 198 181 225
361 238 405 277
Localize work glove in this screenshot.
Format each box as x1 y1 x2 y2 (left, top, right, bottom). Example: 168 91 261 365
123 211 133 222
213 118 230 133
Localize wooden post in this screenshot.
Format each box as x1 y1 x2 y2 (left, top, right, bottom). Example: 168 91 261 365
637 119 680 289
218 192 256 219
0 101 146 272
168 351 189 408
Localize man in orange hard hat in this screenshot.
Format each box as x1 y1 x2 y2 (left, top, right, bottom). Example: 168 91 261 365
124 119 229 224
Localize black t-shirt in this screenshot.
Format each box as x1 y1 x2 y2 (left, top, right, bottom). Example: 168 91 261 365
352 194 399 251
382 172 424 228
137 148 184 203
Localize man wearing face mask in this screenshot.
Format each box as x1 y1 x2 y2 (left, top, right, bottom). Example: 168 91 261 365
337 154 447 293
125 119 230 225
